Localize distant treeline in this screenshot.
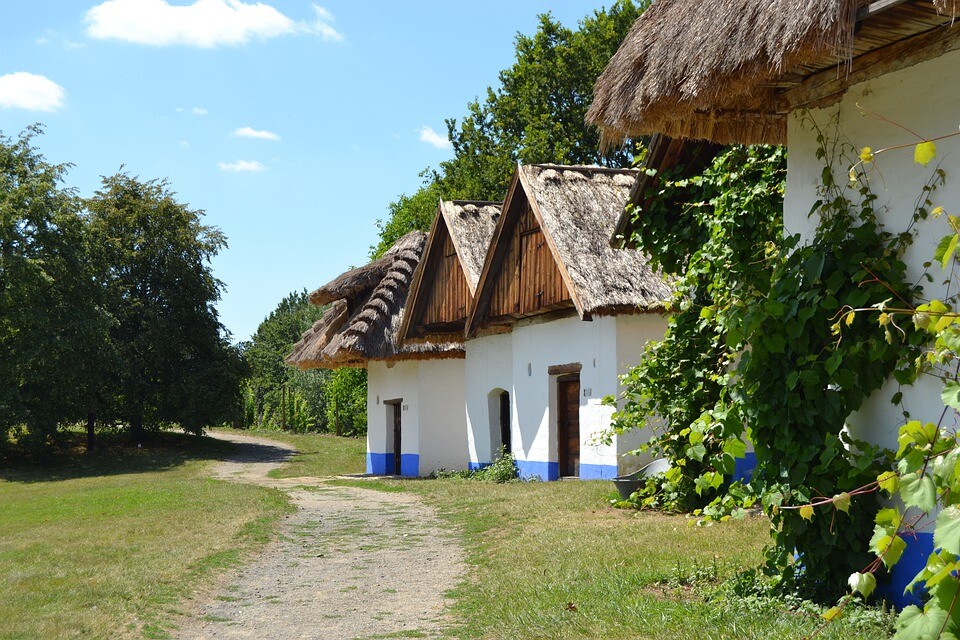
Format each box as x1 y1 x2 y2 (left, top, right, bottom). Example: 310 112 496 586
0 126 244 454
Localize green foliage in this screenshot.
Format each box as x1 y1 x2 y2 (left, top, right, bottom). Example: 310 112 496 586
609 145 786 511
86 172 242 439
370 178 442 259
322 367 367 437
612 122 940 601
0 126 113 451
243 290 328 431
371 2 646 253
435 446 519 483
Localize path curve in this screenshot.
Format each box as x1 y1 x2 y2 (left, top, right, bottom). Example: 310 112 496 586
177 431 464 640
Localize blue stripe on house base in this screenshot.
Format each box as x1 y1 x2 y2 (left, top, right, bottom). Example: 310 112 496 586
468 461 490 471
875 532 933 610
516 460 559 481
400 454 419 477
366 452 420 477
579 463 619 480
733 452 757 483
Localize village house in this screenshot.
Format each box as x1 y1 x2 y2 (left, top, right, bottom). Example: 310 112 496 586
458 163 673 480
587 0 959 604
286 231 467 477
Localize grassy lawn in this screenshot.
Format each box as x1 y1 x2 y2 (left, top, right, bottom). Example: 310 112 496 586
327 477 895 640
0 431 291 640
212 427 366 478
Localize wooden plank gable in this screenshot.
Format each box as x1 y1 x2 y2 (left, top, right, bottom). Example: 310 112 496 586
401 212 473 341
478 183 573 328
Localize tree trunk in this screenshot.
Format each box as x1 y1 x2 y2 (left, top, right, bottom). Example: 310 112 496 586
86 410 96 453
131 412 144 445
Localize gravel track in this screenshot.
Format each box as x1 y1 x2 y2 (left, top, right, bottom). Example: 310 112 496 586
177 432 464 640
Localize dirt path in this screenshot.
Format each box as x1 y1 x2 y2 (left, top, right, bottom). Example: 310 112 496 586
177 432 464 640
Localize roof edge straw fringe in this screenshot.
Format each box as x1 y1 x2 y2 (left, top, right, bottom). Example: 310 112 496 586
286 230 463 371
587 0 960 146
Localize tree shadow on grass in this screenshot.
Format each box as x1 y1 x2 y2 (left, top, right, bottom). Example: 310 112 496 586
0 429 290 484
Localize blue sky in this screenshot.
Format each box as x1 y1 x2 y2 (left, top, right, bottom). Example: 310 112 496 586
0 1 604 342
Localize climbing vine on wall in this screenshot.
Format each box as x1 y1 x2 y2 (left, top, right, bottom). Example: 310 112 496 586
611 117 943 601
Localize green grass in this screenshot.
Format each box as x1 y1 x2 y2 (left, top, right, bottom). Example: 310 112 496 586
0 430 292 640
213 428 366 478
328 477 895 640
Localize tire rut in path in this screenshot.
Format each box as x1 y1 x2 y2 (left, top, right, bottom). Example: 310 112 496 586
178 432 464 640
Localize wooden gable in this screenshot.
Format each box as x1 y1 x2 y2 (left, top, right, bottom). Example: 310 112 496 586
402 213 473 341
472 180 573 332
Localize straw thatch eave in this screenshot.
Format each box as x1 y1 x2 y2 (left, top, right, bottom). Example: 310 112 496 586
587 0 960 146
286 231 463 371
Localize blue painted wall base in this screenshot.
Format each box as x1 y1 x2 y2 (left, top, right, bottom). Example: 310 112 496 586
366 452 391 475
468 461 490 471
579 463 619 480
733 452 757 483
516 459 559 480
366 452 420 476
875 532 933 609
400 453 419 477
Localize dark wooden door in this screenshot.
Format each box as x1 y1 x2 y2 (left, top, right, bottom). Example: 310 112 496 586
391 402 402 475
557 378 580 477
499 391 511 454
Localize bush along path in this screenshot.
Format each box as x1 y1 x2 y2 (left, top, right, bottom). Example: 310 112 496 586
176 431 464 640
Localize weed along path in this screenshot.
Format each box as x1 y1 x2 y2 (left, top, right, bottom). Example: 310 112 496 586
178 431 464 640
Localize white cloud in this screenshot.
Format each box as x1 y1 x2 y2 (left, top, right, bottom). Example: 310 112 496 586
217 159 265 172
179 140 190 148
0 72 65 112
84 0 343 48
418 126 451 150
233 126 280 141
192 106 208 115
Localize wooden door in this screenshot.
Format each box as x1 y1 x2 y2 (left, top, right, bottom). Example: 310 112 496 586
389 401 402 475
499 391 511 454
557 378 580 477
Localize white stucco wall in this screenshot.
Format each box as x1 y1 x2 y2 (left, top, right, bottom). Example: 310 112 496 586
784 49 960 451
417 358 468 473
367 360 420 459
464 312 669 478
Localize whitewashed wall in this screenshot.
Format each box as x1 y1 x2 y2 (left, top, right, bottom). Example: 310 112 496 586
366 358 467 476
784 49 960 451
465 312 668 479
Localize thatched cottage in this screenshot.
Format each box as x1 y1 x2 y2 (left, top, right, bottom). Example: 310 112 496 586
462 164 672 480
588 0 959 604
286 231 467 477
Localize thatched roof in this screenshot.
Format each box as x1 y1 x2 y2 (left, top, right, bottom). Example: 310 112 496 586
467 164 673 336
439 200 502 291
286 231 463 370
587 0 959 145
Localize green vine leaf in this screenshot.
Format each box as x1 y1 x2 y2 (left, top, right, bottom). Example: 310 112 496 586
899 470 937 513
894 605 947 640
833 492 852 514
942 381 960 412
914 141 937 167
935 233 960 270
934 506 960 555
848 571 877 598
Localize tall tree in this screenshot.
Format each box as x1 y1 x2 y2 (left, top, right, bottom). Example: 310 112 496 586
0 126 112 451
86 173 239 441
439 1 646 200
245 290 327 430
371 2 647 252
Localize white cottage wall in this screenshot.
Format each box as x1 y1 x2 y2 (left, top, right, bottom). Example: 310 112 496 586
416 358 469 474
465 332 513 469
784 49 960 451
365 360 420 476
